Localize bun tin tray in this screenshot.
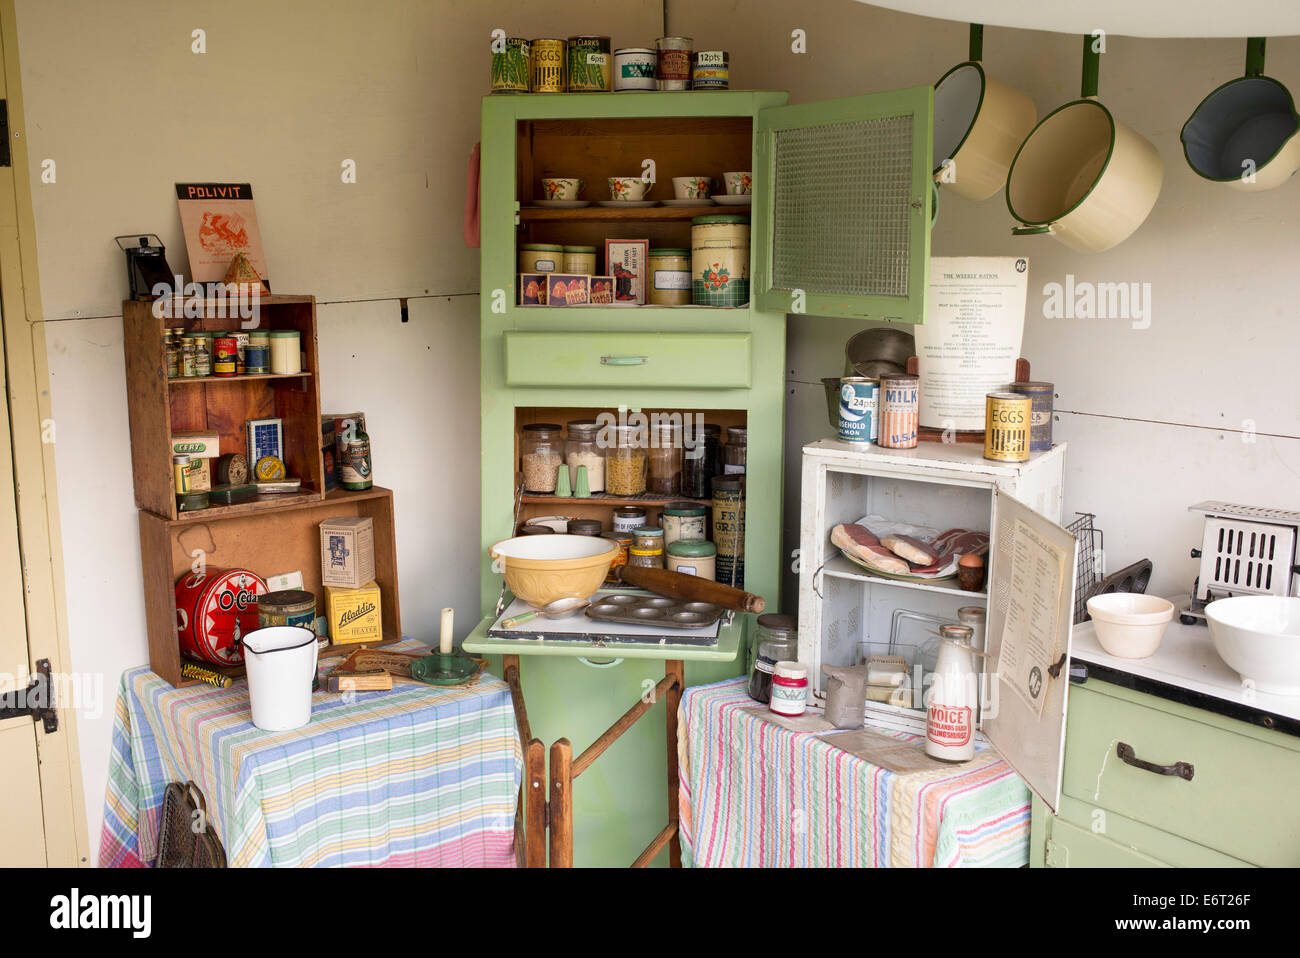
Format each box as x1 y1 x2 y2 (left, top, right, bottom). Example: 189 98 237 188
586 594 724 629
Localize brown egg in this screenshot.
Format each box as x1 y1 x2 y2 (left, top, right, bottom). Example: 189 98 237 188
958 553 985 568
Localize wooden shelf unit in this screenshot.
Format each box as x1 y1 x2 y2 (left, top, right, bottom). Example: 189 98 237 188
140 486 403 688
518 205 722 221
122 295 325 521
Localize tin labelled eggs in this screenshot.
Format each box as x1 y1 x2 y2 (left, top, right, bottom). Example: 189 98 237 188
837 376 878 444
984 392 1031 462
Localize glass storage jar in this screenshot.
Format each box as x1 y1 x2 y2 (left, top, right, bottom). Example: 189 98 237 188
565 420 605 493
681 423 721 499
648 421 683 495
605 423 647 496
724 424 747 475
520 423 564 493
747 613 799 703
630 526 665 569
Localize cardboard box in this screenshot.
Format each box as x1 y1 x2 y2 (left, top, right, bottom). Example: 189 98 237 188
245 417 283 468
589 276 614 304
170 432 217 493
325 581 382 645
545 273 589 306
519 273 548 305
319 515 376 589
605 239 649 305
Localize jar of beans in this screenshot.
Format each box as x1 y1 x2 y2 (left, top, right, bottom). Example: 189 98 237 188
520 423 564 493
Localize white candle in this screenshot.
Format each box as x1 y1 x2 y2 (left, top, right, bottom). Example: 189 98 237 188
440 607 454 655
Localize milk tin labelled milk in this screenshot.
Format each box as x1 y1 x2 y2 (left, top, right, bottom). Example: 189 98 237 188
837 377 877 444
877 373 919 449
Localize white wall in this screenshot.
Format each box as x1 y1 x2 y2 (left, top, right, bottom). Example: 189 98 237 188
19 0 663 862
687 0 1300 607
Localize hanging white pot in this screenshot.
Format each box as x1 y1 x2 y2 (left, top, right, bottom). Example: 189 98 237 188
1181 37 1300 192
1005 37 1163 253
933 24 1037 202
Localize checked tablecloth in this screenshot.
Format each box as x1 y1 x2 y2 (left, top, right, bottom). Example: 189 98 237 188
678 678 1031 867
101 641 521 868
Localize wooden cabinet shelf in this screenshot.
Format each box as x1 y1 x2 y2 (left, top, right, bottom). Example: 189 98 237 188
518 205 724 222
521 492 712 508
168 371 312 386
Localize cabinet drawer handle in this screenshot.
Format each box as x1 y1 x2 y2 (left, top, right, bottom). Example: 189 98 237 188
1116 742 1194 781
601 355 648 366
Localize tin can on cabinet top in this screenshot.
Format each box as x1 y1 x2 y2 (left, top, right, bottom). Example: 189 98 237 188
614 48 656 91
567 36 611 92
531 38 566 92
1008 381 1054 451
491 37 531 93
656 36 692 91
692 50 729 89
984 392 1031 462
877 373 919 449
691 215 749 307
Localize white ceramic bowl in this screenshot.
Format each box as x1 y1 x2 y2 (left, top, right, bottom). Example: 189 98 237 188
1086 592 1175 658
1205 595 1300 694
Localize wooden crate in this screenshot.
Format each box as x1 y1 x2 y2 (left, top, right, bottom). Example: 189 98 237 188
123 295 326 520
139 486 402 687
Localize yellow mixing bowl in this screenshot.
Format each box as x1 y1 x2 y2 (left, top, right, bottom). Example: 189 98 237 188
489 534 617 609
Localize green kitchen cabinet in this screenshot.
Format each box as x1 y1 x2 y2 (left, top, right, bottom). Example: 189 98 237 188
467 88 934 866
1031 674 1300 867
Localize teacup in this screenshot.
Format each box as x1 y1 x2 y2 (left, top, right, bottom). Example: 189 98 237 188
542 177 585 200
672 175 713 200
724 171 753 195
608 176 650 201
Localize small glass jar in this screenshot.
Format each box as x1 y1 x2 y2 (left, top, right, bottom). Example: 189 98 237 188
667 540 715 580
269 329 301 374
191 332 213 377
567 518 603 536
724 424 747 475
747 614 799 703
562 246 597 274
602 531 631 583
632 526 664 552
565 420 605 494
661 501 707 546
648 421 683 495
629 548 664 569
648 248 691 306
520 423 564 493
681 423 721 499
613 506 646 533
164 327 183 378
605 424 647 496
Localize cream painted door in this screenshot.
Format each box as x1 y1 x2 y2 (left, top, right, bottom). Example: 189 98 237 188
0 302 48 866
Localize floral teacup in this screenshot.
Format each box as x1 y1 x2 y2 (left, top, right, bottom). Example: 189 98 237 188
542 177 585 200
608 176 650 201
724 171 753 195
672 175 713 200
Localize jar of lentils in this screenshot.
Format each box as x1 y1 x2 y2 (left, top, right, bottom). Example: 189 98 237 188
520 423 564 493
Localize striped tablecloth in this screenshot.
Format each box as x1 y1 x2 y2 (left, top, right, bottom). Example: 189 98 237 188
678 679 1030 867
101 641 521 868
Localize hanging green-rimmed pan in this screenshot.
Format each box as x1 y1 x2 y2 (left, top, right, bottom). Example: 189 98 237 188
1182 38 1300 192
932 24 1037 202
1006 37 1163 253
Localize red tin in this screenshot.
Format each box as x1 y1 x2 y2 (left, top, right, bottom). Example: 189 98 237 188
175 567 267 666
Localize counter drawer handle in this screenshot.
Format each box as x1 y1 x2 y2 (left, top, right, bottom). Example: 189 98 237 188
1116 742 1194 781
601 355 648 366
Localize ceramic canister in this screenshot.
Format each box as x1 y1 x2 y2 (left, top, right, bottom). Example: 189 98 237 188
567 36 611 92
531 38 566 93
175 568 267 666
491 37 531 93
1008 381 1054 451
613 47 656 91
838 376 878 444
877 373 919 448
984 391 1031 462
691 50 729 89
691 215 749 307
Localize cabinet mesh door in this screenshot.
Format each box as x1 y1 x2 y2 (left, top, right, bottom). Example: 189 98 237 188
771 114 915 297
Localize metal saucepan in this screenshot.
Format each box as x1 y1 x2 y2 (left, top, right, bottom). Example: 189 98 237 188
933 24 1037 202
1006 37 1163 253
1182 38 1300 192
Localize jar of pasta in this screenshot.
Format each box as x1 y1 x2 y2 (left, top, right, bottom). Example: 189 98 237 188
605 423 647 496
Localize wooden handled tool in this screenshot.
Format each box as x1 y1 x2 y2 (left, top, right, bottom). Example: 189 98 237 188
613 565 766 614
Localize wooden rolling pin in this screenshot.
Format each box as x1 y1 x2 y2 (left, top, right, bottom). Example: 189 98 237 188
613 565 766 614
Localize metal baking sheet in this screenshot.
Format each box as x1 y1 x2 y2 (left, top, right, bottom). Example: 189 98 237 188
487 591 723 646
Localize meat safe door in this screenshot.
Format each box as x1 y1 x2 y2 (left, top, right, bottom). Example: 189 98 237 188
752 86 933 324
983 487 1079 814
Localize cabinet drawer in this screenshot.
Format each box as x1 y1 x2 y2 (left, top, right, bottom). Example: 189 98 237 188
1043 814 1167 867
503 331 751 390
1062 683 1300 866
